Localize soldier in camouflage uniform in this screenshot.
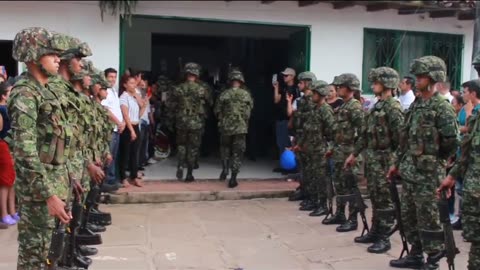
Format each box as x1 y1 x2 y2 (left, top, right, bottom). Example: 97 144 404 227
388 56 458 270
296 80 335 217
170 63 213 182
344 67 405 253
322 73 366 233
291 71 317 211
214 70 253 188
438 78 480 270
6 27 72 270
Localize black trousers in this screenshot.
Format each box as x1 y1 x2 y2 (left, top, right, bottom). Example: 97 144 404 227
119 124 140 181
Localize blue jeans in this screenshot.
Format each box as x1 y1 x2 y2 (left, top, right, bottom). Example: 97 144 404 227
106 131 120 185
275 120 291 155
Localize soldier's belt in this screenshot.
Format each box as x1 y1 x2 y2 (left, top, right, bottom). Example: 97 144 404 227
420 229 445 241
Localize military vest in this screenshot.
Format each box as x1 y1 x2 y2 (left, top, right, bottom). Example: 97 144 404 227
174 81 209 130
334 98 362 145
302 103 333 152
366 97 401 151
293 93 314 134
216 87 253 136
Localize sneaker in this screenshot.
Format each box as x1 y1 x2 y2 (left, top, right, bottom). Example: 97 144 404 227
11 213 20 222
147 158 157 164
2 215 17 225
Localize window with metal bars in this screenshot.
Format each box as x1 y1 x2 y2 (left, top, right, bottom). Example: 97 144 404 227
362 28 464 94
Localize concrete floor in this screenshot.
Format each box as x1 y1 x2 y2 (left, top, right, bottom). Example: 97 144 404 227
0 199 470 270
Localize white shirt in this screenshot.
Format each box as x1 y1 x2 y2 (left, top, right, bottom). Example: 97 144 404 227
441 92 454 103
399 90 415 111
119 91 140 124
101 87 124 132
141 103 151 124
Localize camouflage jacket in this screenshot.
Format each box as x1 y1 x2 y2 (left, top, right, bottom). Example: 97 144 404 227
89 98 112 164
292 93 314 137
333 97 365 154
214 87 253 136
170 81 213 130
396 92 458 167
7 74 70 202
298 102 335 153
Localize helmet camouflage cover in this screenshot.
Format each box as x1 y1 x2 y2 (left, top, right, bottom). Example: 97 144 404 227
332 73 361 92
409 55 447 83
57 34 92 60
228 70 245 83
368 67 400 89
12 27 67 62
311 80 330 96
184 62 201 76
91 71 110 89
297 71 317 81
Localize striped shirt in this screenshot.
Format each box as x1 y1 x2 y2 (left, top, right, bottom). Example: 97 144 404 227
119 91 140 124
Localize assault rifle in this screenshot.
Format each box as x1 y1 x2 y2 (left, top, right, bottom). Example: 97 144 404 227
323 159 335 222
337 173 369 237
438 190 459 270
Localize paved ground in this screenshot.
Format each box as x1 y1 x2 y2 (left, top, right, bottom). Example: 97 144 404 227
0 199 469 270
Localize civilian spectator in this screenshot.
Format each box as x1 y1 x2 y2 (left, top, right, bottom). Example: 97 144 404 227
437 81 454 103
326 84 343 112
119 75 146 187
451 90 461 98
273 67 299 173
137 73 155 169
0 74 5 84
102 68 125 187
398 76 415 111
0 82 17 227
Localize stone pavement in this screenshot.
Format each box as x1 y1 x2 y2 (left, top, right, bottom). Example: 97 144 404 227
0 199 469 270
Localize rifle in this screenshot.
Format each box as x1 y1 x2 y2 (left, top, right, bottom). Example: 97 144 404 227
382 176 409 259
323 158 334 222
46 174 74 269
337 173 369 236
438 190 458 270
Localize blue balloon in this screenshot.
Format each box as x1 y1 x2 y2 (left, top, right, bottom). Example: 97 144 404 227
280 150 297 170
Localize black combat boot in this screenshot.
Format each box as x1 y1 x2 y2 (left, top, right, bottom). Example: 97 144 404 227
185 167 195 182
355 221 378 243
74 252 92 269
390 243 425 269
299 198 316 211
309 199 328 217
336 211 358 232
219 160 229 180
228 172 238 188
421 251 443 270
176 166 184 180
194 161 199 170
367 235 391 254
322 204 346 225
78 245 98 256
288 187 304 201
86 223 106 233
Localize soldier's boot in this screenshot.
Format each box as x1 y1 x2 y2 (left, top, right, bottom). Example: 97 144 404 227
390 243 425 269
299 197 309 207
299 197 316 211
322 203 347 225
86 222 106 233
78 245 98 256
355 221 379 243
176 166 184 180
421 252 444 270
185 167 195 182
367 234 391 254
288 187 304 201
219 160 229 180
75 252 92 269
309 199 328 217
336 211 358 232
194 161 199 170
228 172 238 188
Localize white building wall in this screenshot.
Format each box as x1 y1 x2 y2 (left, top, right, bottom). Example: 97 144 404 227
0 1 475 83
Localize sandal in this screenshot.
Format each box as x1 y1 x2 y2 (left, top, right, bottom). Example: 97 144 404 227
137 172 145 178
131 178 144 187
122 179 131 188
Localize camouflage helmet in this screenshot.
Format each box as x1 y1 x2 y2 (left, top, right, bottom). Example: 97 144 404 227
81 59 95 74
184 62 201 76
409 55 447 83
58 35 92 60
12 27 67 62
311 80 330 96
297 71 317 81
368 67 400 89
332 73 361 92
228 70 245 83
91 71 110 89
70 69 89 82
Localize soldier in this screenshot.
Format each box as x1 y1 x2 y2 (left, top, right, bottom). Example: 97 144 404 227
388 56 458 270
322 73 365 233
214 70 253 188
438 78 480 270
294 80 335 216
170 63 213 182
7 27 72 269
291 71 317 211
344 67 404 253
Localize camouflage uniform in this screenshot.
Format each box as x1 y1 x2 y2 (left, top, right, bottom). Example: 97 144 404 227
170 63 213 181
390 56 458 270
446 79 480 270
297 80 335 216
214 70 253 188
354 67 405 253
6 27 70 270
322 73 365 231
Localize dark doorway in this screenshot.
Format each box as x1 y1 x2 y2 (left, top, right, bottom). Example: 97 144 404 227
0 40 18 78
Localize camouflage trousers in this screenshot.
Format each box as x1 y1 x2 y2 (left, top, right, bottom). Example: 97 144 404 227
297 152 307 194
462 184 480 270
303 150 327 202
365 151 394 235
176 129 202 169
220 134 246 173
332 145 359 214
17 202 55 270
399 155 443 254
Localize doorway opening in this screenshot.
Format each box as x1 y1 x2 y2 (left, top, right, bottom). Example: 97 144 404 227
0 40 18 79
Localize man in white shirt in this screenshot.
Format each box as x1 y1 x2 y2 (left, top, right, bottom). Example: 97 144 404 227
436 81 454 103
102 68 125 186
398 76 416 111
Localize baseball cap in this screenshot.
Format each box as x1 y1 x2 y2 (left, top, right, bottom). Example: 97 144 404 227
281 67 296 76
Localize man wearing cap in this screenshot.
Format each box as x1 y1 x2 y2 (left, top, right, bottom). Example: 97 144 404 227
273 67 300 174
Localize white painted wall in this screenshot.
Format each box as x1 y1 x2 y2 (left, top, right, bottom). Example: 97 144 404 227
0 1 475 84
